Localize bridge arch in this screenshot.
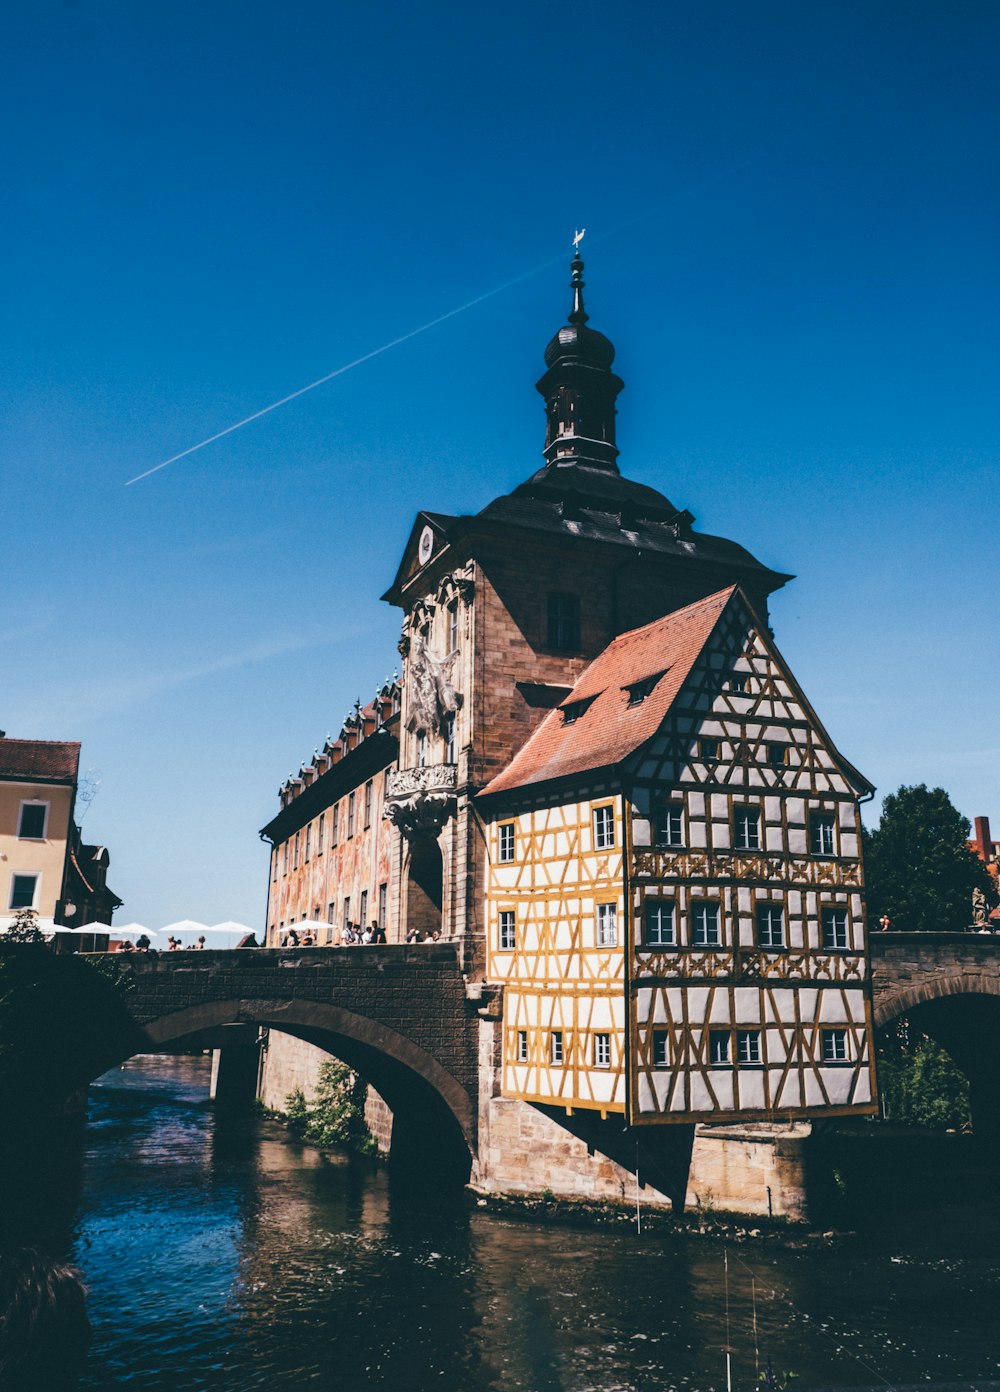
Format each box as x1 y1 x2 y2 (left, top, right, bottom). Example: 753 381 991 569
874 971 1000 1027
128 997 475 1181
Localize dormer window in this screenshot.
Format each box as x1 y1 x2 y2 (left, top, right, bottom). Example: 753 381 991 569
625 670 666 706
561 694 598 725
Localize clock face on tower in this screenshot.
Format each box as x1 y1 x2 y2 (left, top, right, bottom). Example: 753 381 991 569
418 525 434 567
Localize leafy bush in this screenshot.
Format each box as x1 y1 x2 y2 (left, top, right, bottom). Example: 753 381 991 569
878 1024 971 1131
283 1063 375 1154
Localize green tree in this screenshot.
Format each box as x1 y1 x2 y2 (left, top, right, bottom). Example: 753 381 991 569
863 784 997 933
4 908 45 944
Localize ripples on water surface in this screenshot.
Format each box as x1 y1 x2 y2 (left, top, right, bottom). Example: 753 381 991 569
69 1055 1000 1391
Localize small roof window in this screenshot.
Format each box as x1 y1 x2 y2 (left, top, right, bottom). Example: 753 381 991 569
560 694 599 725
624 670 667 707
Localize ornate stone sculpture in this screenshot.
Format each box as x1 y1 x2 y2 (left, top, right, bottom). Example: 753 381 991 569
385 765 457 836
405 633 462 736
972 887 989 929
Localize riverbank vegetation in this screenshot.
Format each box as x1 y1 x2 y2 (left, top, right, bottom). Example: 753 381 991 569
877 1024 971 1131
282 1062 376 1155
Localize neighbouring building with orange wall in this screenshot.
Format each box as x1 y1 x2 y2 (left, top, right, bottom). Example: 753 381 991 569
0 733 121 942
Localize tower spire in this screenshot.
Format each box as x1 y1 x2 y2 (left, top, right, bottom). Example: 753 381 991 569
535 240 624 472
569 231 588 326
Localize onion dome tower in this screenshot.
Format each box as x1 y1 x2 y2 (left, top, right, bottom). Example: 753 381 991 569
535 248 624 471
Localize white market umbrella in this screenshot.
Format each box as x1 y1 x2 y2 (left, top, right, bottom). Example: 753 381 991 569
160 919 209 947
114 922 157 939
203 920 254 948
281 919 328 941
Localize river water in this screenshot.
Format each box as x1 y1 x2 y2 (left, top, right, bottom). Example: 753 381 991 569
59 1055 1000 1391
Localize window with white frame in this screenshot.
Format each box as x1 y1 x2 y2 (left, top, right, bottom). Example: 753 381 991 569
282 842 289 875
516 1029 528 1062
821 1028 848 1062
360 889 368 928
364 780 373 828
448 602 459 653
644 899 675 947
498 822 515 863
318 812 325 854
709 1030 730 1065
17 802 48 839
654 800 684 847
691 902 721 947
593 1032 611 1068
416 731 427 768
550 1031 564 1064
305 824 312 860
756 903 785 948
810 812 836 855
331 802 339 847
293 832 300 869
822 907 849 950
593 804 615 850
8 874 38 911
378 883 387 930
737 1030 761 1065
596 902 618 947
347 791 356 837
652 1030 669 1067
733 805 761 851
343 898 351 935
498 910 516 951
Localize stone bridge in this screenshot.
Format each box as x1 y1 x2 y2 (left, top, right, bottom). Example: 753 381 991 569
64 944 489 1181
869 932 1000 1136
8 932 1000 1205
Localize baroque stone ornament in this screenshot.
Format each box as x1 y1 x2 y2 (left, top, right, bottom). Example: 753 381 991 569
405 633 462 736
385 764 457 836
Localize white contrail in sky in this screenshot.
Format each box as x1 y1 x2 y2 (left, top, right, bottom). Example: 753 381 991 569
126 136 799 487
123 252 568 486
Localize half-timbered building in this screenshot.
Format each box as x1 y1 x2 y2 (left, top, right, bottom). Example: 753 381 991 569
480 585 877 1126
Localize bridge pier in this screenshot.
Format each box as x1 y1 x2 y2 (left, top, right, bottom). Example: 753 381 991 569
209 1025 261 1112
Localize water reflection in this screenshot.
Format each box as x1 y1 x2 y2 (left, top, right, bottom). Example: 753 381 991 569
64 1056 1000 1391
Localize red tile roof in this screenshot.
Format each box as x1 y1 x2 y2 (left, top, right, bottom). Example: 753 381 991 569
0 738 80 783
481 587 738 797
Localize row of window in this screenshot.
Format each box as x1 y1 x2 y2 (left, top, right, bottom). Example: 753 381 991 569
496 807 841 862
281 780 377 875
513 1027 852 1068
496 902 854 952
276 883 388 939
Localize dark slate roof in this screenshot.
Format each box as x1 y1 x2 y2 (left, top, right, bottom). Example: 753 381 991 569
0 738 80 783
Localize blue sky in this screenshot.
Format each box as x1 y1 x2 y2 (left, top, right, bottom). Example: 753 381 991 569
2 2 997 929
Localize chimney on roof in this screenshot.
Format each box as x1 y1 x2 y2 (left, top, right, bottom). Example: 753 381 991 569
974 816 992 861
